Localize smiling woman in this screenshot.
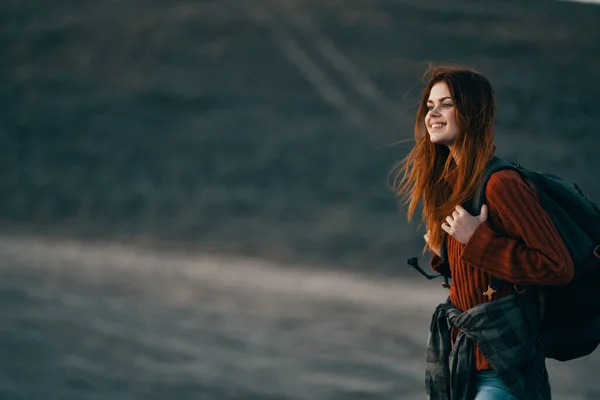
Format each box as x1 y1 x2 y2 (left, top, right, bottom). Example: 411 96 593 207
390 65 574 400
394 66 497 255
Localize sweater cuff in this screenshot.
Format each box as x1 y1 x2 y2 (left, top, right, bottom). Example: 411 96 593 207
460 221 496 269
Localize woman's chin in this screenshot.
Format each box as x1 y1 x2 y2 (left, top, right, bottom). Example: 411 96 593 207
428 133 445 144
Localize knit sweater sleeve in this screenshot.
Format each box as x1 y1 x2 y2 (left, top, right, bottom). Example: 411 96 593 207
460 169 574 285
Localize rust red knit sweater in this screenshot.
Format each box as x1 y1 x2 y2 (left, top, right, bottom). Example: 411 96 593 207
430 169 574 371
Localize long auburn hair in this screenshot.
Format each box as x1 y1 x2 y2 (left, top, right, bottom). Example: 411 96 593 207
391 65 497 254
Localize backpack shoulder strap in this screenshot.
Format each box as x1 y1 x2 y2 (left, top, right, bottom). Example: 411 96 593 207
441 156 521 263
468 156 521 214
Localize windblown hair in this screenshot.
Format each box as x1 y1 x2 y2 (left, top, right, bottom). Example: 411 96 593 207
391 65 497 254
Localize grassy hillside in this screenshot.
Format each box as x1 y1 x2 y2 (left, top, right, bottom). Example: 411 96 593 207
1 0 599 274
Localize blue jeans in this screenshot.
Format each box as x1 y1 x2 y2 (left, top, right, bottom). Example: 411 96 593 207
474 370 518 400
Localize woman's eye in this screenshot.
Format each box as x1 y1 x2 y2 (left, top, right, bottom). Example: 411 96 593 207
442 103 453 108
427 106 434 111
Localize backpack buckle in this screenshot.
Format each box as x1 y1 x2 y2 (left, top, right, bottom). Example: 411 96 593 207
594 245 600 259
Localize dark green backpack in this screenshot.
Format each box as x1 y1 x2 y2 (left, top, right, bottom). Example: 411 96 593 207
407 156 600 361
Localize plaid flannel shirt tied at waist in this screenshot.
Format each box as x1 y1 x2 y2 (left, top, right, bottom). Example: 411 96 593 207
425 293 551 400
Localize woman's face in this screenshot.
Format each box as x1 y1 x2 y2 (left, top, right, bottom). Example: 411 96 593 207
425 81 460 148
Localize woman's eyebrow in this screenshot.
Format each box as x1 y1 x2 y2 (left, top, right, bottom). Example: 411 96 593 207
427 96 452 103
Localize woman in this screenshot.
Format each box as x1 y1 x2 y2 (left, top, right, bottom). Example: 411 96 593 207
391 65 574 399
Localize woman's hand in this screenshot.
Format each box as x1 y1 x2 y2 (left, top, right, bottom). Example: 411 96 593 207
441 204 488 245
424 230 441 257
